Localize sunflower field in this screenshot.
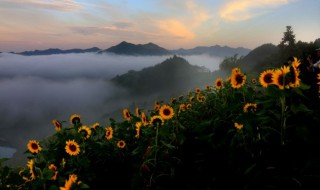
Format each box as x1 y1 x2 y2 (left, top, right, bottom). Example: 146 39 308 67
1 57 320 190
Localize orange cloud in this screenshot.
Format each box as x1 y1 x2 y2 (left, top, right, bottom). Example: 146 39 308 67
158 19 195 40
219 0 292 21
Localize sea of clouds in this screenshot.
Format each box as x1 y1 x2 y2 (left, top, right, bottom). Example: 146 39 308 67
0 52 222 165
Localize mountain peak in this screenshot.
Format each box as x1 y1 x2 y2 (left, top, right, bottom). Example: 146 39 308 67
99 41 171 56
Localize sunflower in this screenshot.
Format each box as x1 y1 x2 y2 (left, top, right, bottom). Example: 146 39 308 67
52 119 62 131
105 127 113 140
70 114 81 125
141 112 148 126
48 164 58 180
27 159 36 180
117 140 126 149
206 85 211 91
289 66 300 88
123 109 131 121
195 88 201 94
215 78 223 89
231 68 246 88
272 66 291 89
189 96 195 102
65 140 80 156
159 105 174 120
78 126 92 139
251 78 257 84
60 174 77 190
169 97 177 104
154 101 160 111
27 140 42 154
292 57 301 70
197 95 203 102
232 68 241 74
90 123 100 130
179 104 186 112
259 69 274 88
136 107 141 117
150 115 164 126
234 122 243 130
186 104 192 109
317 73 320 85
243 103 257 113
135 122 142 138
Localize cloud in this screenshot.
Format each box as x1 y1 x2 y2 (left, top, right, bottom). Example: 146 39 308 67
219 0 292 21
157 19 195 40
29 0 83 11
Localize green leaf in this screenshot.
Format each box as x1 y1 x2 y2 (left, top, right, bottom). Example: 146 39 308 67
160 140 175 149
79 183 90 189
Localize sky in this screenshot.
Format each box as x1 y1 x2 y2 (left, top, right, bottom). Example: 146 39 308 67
0 0 319 52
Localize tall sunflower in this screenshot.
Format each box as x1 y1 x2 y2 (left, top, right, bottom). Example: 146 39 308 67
141 112 148 126
117 140 126 149
215 78 223 89
70 114 81 125
195 88 201 94
65 140 80 156
317 73 320 85
231 68 246 88
78 126 92 139
272 66 291 89
135 122 142 139
150 115 164 126
105 127 113 140
27 140 42 154
135 107 141 117
154 101 160 111
27 159 36 180
123 109 131 121
259 69 274 88
52 119 62 131
159 105 174 120
289 66 300 88
60 174 77 190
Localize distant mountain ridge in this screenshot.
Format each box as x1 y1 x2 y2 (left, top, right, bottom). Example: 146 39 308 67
171 45 251 57
15 47 101 56
10 41 251 57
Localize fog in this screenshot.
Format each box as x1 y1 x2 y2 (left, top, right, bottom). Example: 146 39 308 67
0 52 222 165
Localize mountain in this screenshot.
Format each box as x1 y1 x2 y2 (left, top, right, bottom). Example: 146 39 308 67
111 55 216 95
98 41 171 55
171 45 251 57
16 47 101 56
9 41 251 56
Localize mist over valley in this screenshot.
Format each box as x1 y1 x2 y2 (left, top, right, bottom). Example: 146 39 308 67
0 52 224 165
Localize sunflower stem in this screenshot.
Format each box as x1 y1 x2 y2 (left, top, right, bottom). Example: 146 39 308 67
154 123 159 167
280 95 287 145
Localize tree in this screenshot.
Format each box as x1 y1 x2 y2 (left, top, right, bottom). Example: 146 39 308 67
279 26 296 47
278 26 299 63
